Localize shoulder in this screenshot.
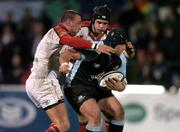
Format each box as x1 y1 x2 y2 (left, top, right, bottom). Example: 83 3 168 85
54 24 68 38
43 28 60 43
79 26 89 35
80 21 91 34
81 21 91 27
77 22 91 39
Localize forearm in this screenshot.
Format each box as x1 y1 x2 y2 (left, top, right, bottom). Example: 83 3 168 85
60 35 92 49
59 50 74 75
60 48 81 63
60 35 105 51
59 50 72 65
80 49 99 62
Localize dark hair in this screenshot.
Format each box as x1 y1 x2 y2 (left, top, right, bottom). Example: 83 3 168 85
61 10 80 22
92 5 111 23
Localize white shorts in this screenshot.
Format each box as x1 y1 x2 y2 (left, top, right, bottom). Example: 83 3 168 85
25 71 64 109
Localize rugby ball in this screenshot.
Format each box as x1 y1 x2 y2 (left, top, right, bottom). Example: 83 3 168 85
98 71 124 88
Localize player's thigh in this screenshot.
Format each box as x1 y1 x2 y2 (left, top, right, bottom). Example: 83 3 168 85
64 84 97 114
80 98 101 120
46 102 69 125
98 96 124 119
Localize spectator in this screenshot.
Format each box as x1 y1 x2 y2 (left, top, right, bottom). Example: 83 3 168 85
5 53 24 84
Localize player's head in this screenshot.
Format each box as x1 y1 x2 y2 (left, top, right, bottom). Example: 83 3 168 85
104 29 128 48
104 29 128 55
61 10 81 36
91 5 111 34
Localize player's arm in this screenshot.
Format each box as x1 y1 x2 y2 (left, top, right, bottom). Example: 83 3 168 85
54 25 114 55
74 48 100 62
59 48 81 75
60 34 114 55
125 42 135 58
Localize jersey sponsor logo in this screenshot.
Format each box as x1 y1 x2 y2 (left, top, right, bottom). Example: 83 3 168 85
0 97 36 128
90 72 105 80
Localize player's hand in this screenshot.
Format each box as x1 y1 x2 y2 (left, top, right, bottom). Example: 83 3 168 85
67 48 81 60
126 42 135 58
59 62 70 75
105 78 126 91
97 45 115 55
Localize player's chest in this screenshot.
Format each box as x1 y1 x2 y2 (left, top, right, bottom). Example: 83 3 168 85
91 54 122 72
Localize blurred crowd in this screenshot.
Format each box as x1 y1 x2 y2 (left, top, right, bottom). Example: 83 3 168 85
0 0 179 91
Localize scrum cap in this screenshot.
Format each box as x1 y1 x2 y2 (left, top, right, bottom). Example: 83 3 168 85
103 29 128 48
92 5 111 22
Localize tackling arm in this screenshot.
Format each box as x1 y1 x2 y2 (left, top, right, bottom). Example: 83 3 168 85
60 35 114 55
125 42 135 58
54 25 114 55
59 48 81 75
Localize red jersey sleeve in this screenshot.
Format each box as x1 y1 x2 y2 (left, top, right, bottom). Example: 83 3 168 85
54 24 92 49
60 34 92 49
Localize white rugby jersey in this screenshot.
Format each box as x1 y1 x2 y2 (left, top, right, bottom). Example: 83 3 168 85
31 28 62 77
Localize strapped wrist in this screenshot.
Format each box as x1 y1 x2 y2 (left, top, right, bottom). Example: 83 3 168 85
91 43 98 50
61 62 69 66
94 44 99 50
92 41 102 50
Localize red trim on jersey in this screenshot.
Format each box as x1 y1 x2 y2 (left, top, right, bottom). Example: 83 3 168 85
54 23 92 49
81 21 91 27
89 32 105 41
45 124 60 132
54 24 69 37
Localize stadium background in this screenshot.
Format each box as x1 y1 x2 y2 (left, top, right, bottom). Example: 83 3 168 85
0 0 179 132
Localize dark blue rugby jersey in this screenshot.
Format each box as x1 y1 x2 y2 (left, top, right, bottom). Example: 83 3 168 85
68 50 122 86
